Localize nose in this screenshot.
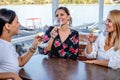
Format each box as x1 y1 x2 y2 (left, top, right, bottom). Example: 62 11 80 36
105 20 109 25
19 23 21 27
57 16 61 20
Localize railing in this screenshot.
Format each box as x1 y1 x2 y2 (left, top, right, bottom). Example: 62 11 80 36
11 34 35 44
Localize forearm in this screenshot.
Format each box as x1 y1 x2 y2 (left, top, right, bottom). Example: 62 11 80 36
44 37 54 51
0 72 19 79
93 60 109 67
18 47 35 67
86 42 93 54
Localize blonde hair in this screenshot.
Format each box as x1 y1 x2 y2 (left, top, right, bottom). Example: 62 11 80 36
105 10 120 51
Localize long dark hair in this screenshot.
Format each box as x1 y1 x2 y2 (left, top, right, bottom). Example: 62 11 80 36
0 8 16 35
55 6 72 26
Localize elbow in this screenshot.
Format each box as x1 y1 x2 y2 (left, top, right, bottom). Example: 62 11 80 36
18 57 25 67
19 62 25 67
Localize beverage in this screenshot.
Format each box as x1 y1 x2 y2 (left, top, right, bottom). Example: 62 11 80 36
53 19 62 28
36 32 44 37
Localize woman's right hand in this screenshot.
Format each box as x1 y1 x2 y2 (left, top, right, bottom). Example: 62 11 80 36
50 27 58 39
87 34 94 43
31 35 44 49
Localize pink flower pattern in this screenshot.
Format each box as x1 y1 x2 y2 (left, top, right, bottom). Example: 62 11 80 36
40 27 79 60
43 49 47 54
71 35 79 44
59 49 66 56
44 35 49 42
54 40 60 47
62 43 68 49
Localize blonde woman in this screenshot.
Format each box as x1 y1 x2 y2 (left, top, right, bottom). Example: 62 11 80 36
83 10 120 69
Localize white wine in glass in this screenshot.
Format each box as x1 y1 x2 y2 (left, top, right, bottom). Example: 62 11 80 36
53 19 62 28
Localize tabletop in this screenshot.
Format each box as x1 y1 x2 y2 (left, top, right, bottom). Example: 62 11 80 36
19 54 120 80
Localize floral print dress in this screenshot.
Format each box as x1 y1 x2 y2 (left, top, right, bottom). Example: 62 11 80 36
39 26 79 60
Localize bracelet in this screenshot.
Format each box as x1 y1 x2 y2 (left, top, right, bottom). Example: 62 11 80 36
31 46 37 50
51 36 55 39
29 47 36 53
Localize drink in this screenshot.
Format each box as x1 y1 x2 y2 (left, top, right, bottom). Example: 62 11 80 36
53 19 62 28
36 32 44 37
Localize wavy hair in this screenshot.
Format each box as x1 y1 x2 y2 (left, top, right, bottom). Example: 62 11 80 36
105 10 120 51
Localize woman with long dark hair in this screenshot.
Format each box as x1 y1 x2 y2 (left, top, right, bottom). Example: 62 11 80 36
0 8 43 79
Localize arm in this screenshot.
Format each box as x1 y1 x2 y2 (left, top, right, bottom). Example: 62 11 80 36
83 60 108 67
44 27 58 51
18 36 42 67
38 26 58 54
84 33 102 58
85 34 94 54
84 49 120 69
0 72 22 80
86 42 93 54
44 37 54 51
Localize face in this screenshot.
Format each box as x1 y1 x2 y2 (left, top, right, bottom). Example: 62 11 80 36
9 16 20 35
105 15 116 33
55 9 70 26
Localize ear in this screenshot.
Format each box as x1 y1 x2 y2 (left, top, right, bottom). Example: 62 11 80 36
4 23 10 30
67 15 70 21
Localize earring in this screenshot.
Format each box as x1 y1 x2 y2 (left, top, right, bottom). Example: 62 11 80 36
7 30 10 33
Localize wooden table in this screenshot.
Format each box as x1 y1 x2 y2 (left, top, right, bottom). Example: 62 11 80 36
19 54 120 80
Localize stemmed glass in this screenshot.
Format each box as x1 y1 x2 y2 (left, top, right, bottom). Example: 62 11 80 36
34 19 44 37
53 19 62 28
34 21 47 48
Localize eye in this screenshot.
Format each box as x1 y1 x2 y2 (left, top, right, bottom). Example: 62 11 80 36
60 13 64 16
106 19 112 23
56 14 58 17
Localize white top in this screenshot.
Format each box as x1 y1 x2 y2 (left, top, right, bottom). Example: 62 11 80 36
85 31 120 69
0 39 20 74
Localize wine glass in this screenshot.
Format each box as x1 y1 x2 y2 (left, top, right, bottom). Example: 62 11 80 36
53 19 62 28
33 19 44 37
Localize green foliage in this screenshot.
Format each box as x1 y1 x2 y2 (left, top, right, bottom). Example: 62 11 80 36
0 0 119 5
59 0 98 4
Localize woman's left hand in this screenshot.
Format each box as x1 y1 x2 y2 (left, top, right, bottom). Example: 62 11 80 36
82 60 95 64
87 34 94 43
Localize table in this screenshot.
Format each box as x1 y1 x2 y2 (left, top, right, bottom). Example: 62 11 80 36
19 54 120 80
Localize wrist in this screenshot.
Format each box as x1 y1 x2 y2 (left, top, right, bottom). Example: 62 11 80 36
29 46 36 53
50 36 55 39
31 46 37 50
87 41 92 44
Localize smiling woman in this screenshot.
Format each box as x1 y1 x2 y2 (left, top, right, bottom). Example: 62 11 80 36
0 8 43 80
38 6 79 60
83 9 120 69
